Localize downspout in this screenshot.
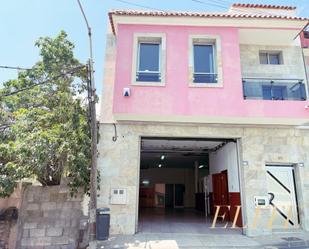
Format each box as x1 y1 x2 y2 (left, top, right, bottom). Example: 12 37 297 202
301 47 309 99
294 21 309 99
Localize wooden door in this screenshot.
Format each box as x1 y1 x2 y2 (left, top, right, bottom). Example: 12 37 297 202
212 171 230 221
220 170 230 221
212 173 222 207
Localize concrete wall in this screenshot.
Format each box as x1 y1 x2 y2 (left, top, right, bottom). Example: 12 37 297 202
0 183 23 249
208 142 240 192
140 168 195 207
17 185 87 249
97 123 309 236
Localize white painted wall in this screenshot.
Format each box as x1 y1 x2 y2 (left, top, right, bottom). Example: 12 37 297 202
140 168 195 207
208 142 240 192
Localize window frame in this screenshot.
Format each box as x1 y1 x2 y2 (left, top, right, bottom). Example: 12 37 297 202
259 51 283 65
132 33 166 86
193 43 217 83
189 35 223 88
136 41 161 82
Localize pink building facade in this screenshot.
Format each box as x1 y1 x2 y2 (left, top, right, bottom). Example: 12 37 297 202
98 4 309 237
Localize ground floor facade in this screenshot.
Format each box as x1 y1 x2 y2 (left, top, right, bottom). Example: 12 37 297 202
97 123 309 236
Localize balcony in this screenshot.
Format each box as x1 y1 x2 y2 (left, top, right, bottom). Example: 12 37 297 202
243 78 307 101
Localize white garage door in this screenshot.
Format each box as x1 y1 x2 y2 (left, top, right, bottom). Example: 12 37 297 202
266 165 299 229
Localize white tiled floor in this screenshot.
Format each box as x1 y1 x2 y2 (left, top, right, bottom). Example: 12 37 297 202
138 208 242 235
97 208 309 248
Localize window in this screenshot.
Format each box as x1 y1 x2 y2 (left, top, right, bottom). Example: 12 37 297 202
193 44 217 83
189 35 222 87
259 52 282 65
137 42 161 82
132 33 166 86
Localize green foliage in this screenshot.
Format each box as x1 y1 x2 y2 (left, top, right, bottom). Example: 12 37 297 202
0 31 91 197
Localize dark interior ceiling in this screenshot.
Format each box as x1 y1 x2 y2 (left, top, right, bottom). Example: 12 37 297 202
140 137 235 169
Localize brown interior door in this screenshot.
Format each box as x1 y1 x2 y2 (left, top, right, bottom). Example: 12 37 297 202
212 171 230 221
212 173 222 207
220 170 230 221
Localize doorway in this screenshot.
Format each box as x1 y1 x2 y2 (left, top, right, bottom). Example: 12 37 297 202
138 137 243 234
266 165 300 229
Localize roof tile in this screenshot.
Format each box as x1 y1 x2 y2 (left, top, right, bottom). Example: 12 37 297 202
109 9 308 34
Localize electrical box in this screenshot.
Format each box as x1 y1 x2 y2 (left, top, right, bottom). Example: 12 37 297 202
110 188 127 205
254 196 269 208
123 88 130 97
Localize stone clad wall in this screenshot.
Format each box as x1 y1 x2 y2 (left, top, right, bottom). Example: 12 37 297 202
17 185 87 249
239 44 307 79
97 123 309 236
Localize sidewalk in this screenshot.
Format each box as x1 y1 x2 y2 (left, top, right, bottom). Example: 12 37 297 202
96 231 309 249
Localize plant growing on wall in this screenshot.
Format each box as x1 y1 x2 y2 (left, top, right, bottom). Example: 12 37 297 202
0 31 91 197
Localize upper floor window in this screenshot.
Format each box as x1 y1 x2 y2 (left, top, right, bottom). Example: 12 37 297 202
259 51 282 65
189 35 223 88
193 44 217 83
137 42 161 82
132 33 166 86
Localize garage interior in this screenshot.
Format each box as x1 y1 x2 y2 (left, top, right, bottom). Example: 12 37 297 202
138 137 243 234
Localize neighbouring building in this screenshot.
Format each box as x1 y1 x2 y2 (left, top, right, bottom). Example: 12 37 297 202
98 3 309 237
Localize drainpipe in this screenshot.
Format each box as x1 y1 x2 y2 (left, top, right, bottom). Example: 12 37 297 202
301 47 309 98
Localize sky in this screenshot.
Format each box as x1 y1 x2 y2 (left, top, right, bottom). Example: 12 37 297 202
1 0 309 94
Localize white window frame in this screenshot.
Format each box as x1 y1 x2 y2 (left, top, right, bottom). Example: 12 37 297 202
189 35 223 88
132 33 166 86
193 43 216 79
136 41 161 80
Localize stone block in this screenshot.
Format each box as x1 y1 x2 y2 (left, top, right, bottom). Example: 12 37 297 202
72 202 81 209
70 219 78 228
50 193 67 202
21 237 51 246
30 228 45 237
63 202 73 209
43 210 60 218
27 210 43 218
24 222 37 229
62 244 76 249
23 229 29 238
27 203 40 211
63 227 78 237
45 246 61 249
41 202 57 210
22 246 44 249
51 236 70 245
46 227 63 237
55 220 66 228
27 193 34 202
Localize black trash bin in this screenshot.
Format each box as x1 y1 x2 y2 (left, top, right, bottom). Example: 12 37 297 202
96 208 110 240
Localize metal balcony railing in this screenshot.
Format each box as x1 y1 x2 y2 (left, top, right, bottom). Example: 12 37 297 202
243 78 307 101
136 71 161 82
193 73 217 83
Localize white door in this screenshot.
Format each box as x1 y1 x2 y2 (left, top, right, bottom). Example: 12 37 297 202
266 165 299 229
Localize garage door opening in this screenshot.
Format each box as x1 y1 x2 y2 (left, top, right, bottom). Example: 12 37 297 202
138 137 243 234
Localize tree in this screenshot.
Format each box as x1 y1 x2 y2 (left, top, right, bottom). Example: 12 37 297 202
0 31 91 197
